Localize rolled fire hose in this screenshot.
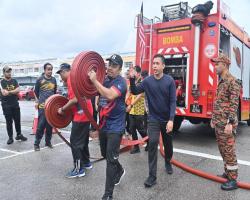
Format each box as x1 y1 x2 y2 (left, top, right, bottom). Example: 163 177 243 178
44 94 133 162
70 51 148 146
45 51 250 190
45 94 73 147
44 51 148 161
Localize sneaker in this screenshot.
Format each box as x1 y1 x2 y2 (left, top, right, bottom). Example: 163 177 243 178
34 144 40 151
102 195 113 200
7 138 14 145
165 162 173 174
221 180 238 191
15 134 27 141
82 162 93 170
66 168 79 178
45 143 53 149
78 168 86 177
114 168 126 186
130 147 140 154
144 176 157 188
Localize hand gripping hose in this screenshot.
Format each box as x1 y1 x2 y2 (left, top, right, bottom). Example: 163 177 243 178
44 51 148 162
45 94 73 147
70 51 148 146
45 94 73 128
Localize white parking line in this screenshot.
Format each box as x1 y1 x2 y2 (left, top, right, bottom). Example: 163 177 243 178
0 148 21 155
0 142 65 160
173 148 250 166
1 143 250 167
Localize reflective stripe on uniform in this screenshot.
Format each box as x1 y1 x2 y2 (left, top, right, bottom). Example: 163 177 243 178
226 165 238 170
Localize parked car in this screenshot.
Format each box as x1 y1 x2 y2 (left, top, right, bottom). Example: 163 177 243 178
18 85 35 101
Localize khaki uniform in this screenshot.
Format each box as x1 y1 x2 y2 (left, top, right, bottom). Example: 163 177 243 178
212 72 240 180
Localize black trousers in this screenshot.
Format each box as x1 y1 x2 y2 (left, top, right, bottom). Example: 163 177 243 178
129 114 147 147
70 121 90 168
99 131 123 197
91 98 98 131
144 112 148 132
2 104 21 138
125 112 130 133
34 109 52 145
147 120 173 179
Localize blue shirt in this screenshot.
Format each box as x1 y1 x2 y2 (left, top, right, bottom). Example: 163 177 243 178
130 74 176 122
99 75 127 133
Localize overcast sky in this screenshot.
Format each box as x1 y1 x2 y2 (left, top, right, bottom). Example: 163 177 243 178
0 0 249 62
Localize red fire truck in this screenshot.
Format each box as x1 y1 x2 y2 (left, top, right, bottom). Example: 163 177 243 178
135 0 250 131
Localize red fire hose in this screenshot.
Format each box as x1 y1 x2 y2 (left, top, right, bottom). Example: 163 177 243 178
159 136 250 190
44 51 148 159
45 51 250 190
70 51 148 146
45 94 73 128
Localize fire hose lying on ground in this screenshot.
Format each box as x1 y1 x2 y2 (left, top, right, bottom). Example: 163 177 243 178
45 51 250 190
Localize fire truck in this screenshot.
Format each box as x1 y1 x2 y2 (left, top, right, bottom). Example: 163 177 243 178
135 0 250 131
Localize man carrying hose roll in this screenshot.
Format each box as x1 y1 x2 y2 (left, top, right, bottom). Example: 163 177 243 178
34 63 57 151
129 54 176 188
88 54 127 200
210 53 240 191
56 63 93 178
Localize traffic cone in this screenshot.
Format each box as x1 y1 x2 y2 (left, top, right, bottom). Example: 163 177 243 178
31 108 58 135
31 108 39 135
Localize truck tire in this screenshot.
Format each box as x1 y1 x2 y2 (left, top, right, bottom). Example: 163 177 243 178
247 119 250 126
173 117 183 132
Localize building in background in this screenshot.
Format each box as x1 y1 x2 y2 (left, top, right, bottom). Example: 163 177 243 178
0 52 135 86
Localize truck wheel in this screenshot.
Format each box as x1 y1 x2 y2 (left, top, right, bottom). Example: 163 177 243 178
247 119 250 126
173 117 183 132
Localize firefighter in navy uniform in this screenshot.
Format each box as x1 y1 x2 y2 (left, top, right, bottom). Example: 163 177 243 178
88 54 127 200
210 53 241 191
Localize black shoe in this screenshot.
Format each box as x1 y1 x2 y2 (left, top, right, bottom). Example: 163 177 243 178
130 147 140 154
165 162 173 174
7 138 14 145
217 173 229 179
34 144 40 151
114 168 126 186
102 195 113 200
15 134 27 141
45 143 53 149
145 144 148 152
221 180 238 191
144 176 157 188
